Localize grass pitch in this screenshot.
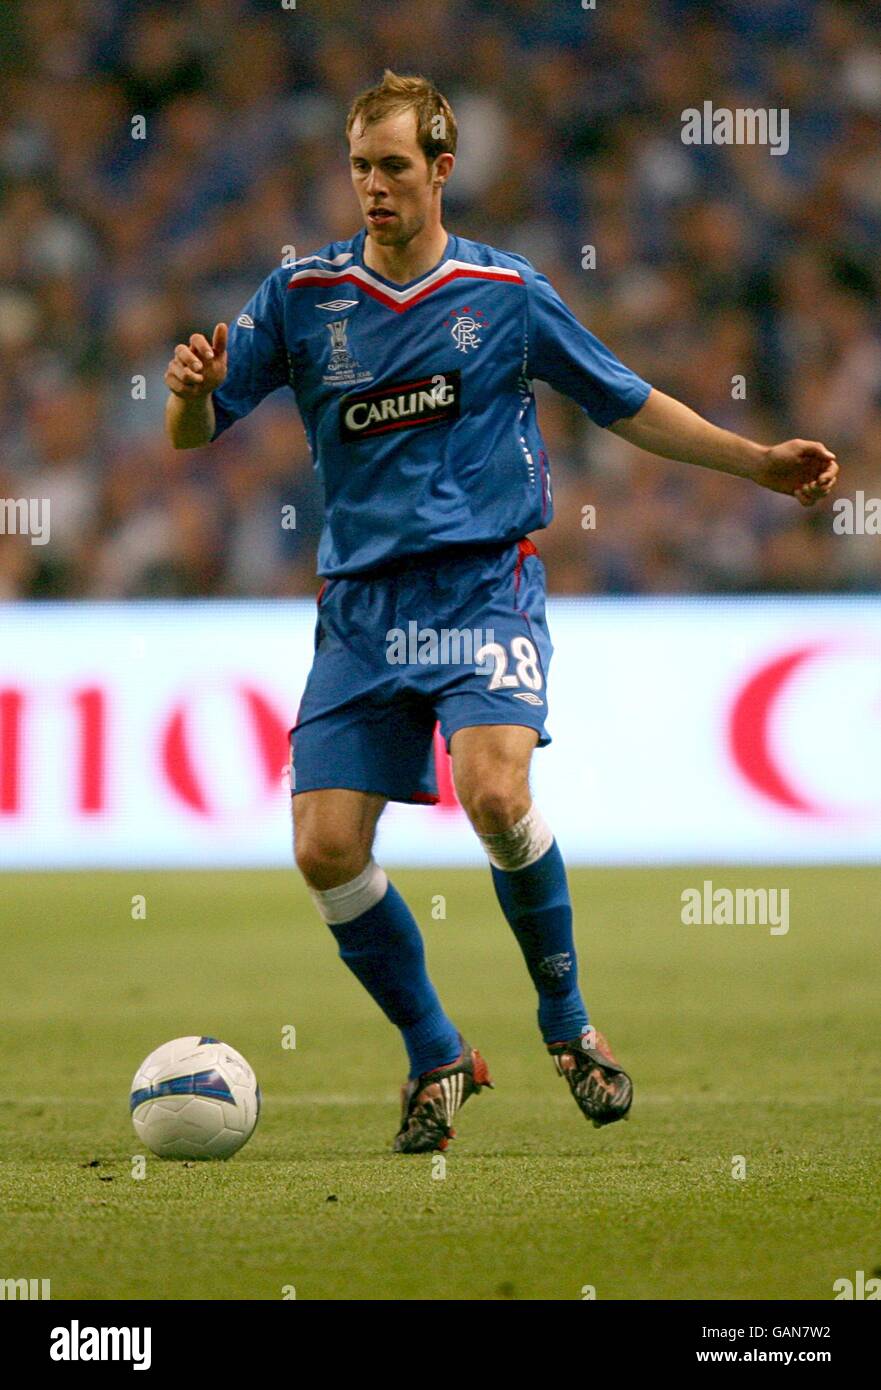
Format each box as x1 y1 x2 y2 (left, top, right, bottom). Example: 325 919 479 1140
0 867 878 1301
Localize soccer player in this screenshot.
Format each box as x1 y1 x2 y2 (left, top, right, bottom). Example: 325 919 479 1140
165 71 838 1153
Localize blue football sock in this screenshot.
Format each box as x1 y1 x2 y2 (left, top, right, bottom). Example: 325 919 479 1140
491 841 589 1044
327 880 461 1079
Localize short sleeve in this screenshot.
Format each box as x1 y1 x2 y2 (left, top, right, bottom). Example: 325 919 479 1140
525 268 651 427
211 271 290 439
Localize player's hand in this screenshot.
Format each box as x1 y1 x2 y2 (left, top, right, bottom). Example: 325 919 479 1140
754 439 839 506
165 323 228 399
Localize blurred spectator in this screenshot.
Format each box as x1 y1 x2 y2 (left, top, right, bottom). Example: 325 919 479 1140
0 0 878 600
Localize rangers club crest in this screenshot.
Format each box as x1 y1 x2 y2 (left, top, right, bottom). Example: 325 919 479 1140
444 305 490 353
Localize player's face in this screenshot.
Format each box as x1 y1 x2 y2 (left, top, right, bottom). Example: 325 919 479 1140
349 111 438 248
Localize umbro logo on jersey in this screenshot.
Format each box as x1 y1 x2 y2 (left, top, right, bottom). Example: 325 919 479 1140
512 692 544 706
339 371 461 442
236 314 255 329
316 299 359 312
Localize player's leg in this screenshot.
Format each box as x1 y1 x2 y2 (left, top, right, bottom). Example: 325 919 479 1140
451 723 632 1127
293 786 461 1080
430 537 632 1126
450 723 589 1047
291 571 493 1151
432 539 589 1045
293 786 385 889
292 781 493 1152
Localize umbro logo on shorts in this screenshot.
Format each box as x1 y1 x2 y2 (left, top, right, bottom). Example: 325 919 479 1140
236 314 255 329
339 370 461 442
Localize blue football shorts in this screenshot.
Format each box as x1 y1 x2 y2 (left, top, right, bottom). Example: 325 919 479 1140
289 537 553 804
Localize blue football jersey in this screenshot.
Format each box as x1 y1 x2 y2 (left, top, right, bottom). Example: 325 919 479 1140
211 229 651 576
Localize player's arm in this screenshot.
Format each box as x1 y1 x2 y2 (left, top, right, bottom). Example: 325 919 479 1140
523 264 838 507
165 270 291 449
608 387 838 508
164 323 228 449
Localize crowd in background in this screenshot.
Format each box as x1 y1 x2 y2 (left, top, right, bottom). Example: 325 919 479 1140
1 0 879 600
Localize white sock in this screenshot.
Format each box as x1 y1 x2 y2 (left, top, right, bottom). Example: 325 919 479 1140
477 803 554 872
308 859 389 925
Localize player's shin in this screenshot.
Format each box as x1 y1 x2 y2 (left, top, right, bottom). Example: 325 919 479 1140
479 805 589 1044
308 861 461 1078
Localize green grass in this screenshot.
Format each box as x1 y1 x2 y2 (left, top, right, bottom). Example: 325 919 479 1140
1 868 879 1301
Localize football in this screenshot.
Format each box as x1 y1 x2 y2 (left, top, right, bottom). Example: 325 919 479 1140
130 1036 260 1160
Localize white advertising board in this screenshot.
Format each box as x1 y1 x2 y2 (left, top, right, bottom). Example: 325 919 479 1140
2 598 879 867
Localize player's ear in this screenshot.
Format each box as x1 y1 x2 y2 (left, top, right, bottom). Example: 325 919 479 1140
432 152 454 189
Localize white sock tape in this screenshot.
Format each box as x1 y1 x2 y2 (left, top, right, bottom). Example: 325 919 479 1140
309 859 389 925
478 803 553 872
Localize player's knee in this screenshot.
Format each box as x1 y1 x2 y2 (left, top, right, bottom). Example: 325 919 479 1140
294 832 368 891
458 775 531 834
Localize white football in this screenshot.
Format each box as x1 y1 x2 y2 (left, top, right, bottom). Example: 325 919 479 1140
130 1036 260 1160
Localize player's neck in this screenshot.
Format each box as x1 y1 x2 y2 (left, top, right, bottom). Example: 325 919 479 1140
363 223 449 286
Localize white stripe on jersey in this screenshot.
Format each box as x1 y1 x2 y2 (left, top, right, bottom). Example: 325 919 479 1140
290 252 355 267
286 257 523 305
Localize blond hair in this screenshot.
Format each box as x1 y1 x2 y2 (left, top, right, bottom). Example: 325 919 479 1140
346 69 457 165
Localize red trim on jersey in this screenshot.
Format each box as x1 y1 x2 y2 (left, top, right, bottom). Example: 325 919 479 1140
514 536 539 594
346 374 437 398
351 416 440 437
287 266 523 313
